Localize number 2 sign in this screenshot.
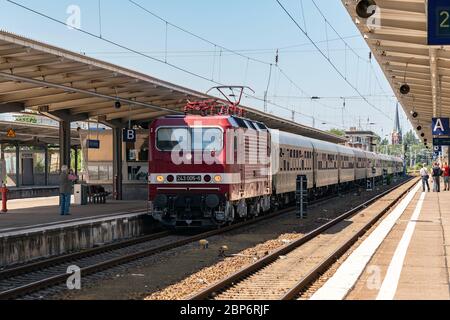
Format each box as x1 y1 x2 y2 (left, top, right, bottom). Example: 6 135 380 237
440 10 450 31
428 0 450 45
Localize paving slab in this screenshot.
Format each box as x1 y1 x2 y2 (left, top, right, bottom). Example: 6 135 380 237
344 188 450 300
0 196 147 233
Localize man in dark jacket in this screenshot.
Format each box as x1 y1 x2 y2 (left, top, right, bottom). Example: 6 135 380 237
59 165 72 215
432 162 442 193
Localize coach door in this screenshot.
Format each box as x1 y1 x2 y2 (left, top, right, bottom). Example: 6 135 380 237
312 146 317 188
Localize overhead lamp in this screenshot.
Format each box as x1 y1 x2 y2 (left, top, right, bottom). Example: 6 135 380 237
115 100 122 109
421 133 425 137
411 111 418 118
400 84 410 95
417 125 422 131
356 0 377 19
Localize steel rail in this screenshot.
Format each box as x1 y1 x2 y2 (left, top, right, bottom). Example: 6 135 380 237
0 179 408 300
280 183 416 299
0 190 338 283
0 231 170 280
0 204 301 299
188 177 416 300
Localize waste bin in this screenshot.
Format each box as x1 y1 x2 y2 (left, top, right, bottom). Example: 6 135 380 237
74 184 88 205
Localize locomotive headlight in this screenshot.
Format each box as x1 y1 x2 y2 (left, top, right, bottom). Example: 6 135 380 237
156 175 164 183
214 175 222 183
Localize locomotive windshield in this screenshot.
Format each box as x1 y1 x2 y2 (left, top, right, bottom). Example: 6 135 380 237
156 127 223 152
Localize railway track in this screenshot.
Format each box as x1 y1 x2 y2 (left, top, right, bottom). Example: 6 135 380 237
188 177 417 300
0 179 408 300
0 199 318 300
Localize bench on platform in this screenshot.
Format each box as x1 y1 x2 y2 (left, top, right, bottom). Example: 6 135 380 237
87 185 110 204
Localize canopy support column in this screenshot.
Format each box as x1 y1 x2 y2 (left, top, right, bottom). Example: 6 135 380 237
112 127 123 200
59 120 71 170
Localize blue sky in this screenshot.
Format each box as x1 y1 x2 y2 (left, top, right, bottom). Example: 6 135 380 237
0 0 411 138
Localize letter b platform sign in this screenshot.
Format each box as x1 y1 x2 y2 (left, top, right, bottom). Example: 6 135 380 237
123 129 136 143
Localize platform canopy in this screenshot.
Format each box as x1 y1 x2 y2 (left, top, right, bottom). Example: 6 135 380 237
341 0 448 146
0 120 79 146
0 30 345 144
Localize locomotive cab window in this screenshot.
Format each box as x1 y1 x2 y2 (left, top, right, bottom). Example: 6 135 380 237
192 128 223 151
156 127 189 151
156 127 223 151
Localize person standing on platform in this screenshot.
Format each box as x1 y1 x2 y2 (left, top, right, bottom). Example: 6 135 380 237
420 164 430 192
68 169 78 183
443 162 450 191
59 165 72 216
432 162 442 193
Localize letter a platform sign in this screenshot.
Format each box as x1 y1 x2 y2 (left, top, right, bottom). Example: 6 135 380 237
428 0 450 45
432 118 450 135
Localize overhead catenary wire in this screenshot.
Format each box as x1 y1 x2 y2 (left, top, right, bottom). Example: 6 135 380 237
128 0 380 123
127 0 271 66
98 0 103 38
310 0 393 100
6 0 376 129
246 94 345 129
83 46 370 59
6 0 224 86
127 0 337 122
8 0 328 124
275 0 392 121
299 0 308 35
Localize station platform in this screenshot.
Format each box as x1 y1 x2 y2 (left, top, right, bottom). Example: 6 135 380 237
311 182 450 300
0 196 153 267
0 196 147 232
2 186 60 200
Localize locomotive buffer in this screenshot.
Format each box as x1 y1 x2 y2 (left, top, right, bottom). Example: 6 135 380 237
296 175 308 219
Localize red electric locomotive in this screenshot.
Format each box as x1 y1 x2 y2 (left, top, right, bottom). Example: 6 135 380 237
148 87 272 228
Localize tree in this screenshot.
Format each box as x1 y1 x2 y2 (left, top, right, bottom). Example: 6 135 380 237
328 128 345 137
403 130 419 146
14 115 37 124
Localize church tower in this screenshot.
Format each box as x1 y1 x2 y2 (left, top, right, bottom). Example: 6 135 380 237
391 103 402 145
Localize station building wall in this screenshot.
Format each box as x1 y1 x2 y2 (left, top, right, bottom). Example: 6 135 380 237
79 129 149 200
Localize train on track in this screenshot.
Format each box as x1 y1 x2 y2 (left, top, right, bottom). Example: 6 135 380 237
148 88 404 229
